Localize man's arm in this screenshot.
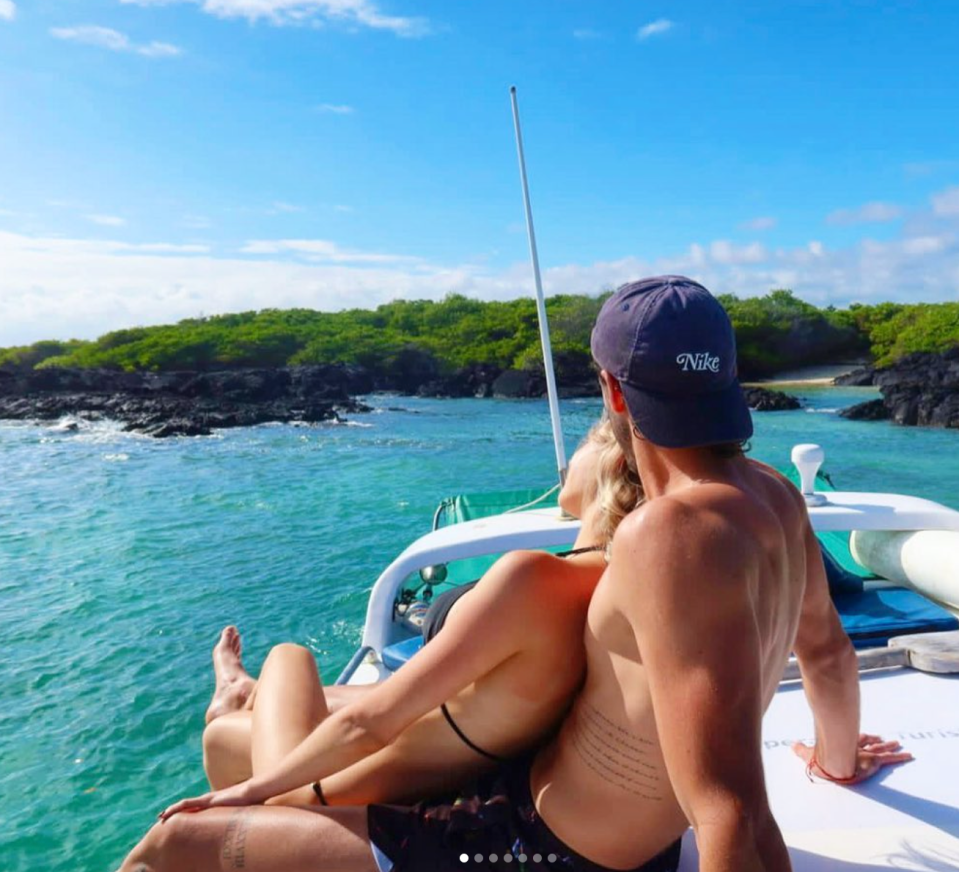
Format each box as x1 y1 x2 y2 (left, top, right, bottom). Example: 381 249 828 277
613 501 790 872
791 520 860 778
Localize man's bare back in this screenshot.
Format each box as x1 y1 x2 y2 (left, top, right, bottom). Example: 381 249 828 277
531 458 807 869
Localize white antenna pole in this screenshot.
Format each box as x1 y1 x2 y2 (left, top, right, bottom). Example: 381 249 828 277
510 85 568 486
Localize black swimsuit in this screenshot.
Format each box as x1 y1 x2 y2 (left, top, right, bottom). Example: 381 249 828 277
422 544 606 763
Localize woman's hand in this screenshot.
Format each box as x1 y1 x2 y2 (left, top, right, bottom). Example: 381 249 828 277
792 733 914 785
159 779 265 821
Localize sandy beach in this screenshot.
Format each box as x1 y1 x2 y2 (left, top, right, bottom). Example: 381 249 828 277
742 364 861 388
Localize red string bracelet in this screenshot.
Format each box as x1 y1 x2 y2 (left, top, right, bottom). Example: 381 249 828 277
805 752 859 784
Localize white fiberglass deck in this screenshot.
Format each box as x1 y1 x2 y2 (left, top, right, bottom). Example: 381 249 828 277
679 668 959 871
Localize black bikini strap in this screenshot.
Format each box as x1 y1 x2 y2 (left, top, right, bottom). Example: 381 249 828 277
555 544 605 558
440 703 504 763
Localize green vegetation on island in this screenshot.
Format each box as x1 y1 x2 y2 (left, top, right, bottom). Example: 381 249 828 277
1 291 957 379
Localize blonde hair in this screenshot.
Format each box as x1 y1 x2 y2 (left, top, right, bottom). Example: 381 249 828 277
580 418 644 545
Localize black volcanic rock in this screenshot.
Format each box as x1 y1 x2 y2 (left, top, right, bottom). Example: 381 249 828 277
834 366 876 387
492 369 543 399
838 348 959 430
742 387 802 411
839 399 890 421
417 363 503 399
0 364 370 437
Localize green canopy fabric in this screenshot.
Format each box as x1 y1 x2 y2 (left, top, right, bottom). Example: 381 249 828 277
428 468 875 586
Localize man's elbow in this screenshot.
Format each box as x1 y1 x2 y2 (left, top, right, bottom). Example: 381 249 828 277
695 802 790 870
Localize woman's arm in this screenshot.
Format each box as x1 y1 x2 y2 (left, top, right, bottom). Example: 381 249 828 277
160 550 555 818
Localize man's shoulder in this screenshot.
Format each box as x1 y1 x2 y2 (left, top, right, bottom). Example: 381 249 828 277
745 458 806 503
612 494 739 564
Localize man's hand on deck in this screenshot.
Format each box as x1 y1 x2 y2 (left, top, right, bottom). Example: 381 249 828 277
159 780 262 821
792 733 914 785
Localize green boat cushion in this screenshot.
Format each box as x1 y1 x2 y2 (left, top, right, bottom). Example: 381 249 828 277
821 544 864 595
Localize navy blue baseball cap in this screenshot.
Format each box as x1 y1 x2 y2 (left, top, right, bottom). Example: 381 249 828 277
590 275 753 449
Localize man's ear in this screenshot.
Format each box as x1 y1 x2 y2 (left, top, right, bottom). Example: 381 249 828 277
601 371 629 415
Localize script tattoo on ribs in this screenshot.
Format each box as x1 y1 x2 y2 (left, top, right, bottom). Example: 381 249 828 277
571 704 663 801
221 809 251 869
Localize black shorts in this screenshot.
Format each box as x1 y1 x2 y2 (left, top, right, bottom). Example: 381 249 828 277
366 755 681 872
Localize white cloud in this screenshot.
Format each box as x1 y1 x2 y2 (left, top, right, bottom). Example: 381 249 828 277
637 19 673 40
709 241 768 265
826 201 903 226
316 103 355 114
333 204 355 213
50 25 183 57
740 216 777 232
0 0 16 22
86 214 127 227
573 28 601 40
240 238 419 264
139 41 183 57
3 222 958 347
931 186 959 217
268 201 306 214
120 0 429 37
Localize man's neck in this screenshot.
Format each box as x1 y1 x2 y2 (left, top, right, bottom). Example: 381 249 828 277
632 436 745 500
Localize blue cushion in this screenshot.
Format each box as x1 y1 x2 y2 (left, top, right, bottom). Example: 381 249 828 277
835 586 959 648
382 635 424 671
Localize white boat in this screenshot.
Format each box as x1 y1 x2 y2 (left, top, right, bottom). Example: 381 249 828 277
336 444 959 871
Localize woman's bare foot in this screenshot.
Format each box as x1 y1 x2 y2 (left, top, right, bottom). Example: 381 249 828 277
205 626 256 724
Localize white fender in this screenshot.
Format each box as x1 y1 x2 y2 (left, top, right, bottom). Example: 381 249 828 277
850 529 959 611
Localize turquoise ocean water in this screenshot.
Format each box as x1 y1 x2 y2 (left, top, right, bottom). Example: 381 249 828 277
2 387 958 871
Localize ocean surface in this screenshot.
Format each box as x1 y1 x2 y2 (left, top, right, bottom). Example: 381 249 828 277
2 387 958 872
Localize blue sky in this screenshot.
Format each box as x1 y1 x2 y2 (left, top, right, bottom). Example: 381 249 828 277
1 0 958 345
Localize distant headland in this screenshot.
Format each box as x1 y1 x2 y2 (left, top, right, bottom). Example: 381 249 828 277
1 290 956 436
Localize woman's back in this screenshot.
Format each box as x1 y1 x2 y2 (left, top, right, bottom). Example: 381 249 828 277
321 548 606 805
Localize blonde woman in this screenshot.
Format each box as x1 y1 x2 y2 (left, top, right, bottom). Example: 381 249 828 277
120 419 642 872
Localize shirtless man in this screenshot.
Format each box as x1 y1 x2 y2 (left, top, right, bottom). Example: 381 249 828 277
119 276 908 872
527 275 910 871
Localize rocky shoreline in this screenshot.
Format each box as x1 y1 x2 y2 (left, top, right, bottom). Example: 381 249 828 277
0 363 804 438
0 366 373 438
838 348 959 429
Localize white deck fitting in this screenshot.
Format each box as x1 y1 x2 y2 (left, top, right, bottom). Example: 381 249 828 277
678 669 959 870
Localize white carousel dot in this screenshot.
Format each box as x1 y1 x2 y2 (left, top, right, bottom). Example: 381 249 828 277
533 854 542 863
474 854 484 863
489 854 499 863
518 855 528 863
547 854 558 864
459 854 469 864
504 853 513 863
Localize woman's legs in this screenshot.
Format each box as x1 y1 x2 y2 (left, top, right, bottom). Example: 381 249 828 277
250 643 328 805
202 633 377 794
204 712 254 789
203 642 325 801
117 805 379 872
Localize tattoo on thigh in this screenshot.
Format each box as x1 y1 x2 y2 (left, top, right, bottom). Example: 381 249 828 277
221 809 251 869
